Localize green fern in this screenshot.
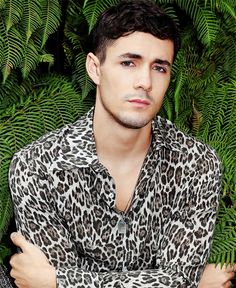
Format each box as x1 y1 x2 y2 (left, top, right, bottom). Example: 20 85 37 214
40 0 61 48
22 0 42 42
0 71 41 111
176 0 220 46
171 50 187 117
83 0 119 33
0 0 62 81
209 0 236 20
73 51 95 99
0 21 23 83
20 40 39 78
209 203 236 264
4 0 23 31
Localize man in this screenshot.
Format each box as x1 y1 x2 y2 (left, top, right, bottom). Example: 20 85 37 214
8 1 234 287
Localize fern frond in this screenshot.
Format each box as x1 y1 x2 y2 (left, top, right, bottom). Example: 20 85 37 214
73 51 95 99
40 0 61 48
219 35 236 74
4 0 23 31
160 82 175 121
20 40 39 78
217 0 236 21
83 0 118 33
0 75 90 152
38 53 54 64
0 33 4 69
64 31 83 51
66 0 82 19
176 0 219 46
171 50 187 116
22 0 42 43
0 19 24 83
156 0 174 4
209 203 236 264
159 5 180 27
0 0 5 9
0 71 40 111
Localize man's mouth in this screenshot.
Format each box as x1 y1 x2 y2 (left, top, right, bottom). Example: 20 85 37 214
128 99 150 105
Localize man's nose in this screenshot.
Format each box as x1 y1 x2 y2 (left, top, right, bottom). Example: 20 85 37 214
134 68 152 92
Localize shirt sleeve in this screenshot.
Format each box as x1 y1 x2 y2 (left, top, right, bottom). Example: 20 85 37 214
155 149 222 287
9 147 222 288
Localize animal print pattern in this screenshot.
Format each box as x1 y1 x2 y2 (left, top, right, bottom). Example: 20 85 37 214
9 108 222 288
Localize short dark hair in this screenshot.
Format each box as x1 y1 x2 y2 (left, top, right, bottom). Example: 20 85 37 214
90 0 180 63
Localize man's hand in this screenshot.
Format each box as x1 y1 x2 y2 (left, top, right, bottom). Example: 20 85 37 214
198 263 236 288
10 232 56 288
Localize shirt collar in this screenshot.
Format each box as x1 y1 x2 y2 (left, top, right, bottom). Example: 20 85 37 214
49 107 103 172
151 115 183 152
49 107 182 172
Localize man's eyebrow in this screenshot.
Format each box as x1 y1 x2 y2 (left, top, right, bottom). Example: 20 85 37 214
118 53 142 59
154 59 172 67
118 53 172 67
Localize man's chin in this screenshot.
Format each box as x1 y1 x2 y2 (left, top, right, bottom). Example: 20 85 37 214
115 115 152 129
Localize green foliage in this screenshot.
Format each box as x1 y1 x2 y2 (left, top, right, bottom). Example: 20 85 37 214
39 0 61 48
209 202 236 265
4 0 23 31
73 52 95 100
0 21 24 83
0 0 61 82
22 0 42 42
83 0 119 33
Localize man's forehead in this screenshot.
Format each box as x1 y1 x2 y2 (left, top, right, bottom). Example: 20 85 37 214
106 31 174 61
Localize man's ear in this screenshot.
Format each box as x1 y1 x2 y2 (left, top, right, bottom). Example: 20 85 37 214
86 52 101 85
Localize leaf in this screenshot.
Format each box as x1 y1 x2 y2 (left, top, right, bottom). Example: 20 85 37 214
20 40 39 78
40 0 61 48
22 0 42 42
176 0 220 46
73 51 95 99
4 0 23 31
83 0 118 33
0 19 24 83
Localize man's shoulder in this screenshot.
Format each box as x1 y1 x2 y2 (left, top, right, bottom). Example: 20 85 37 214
12 110 91 161
154 116 221 165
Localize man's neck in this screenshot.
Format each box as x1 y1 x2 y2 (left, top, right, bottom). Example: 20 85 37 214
93 107 152 163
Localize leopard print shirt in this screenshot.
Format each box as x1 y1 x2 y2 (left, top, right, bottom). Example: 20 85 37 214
9 108 222 288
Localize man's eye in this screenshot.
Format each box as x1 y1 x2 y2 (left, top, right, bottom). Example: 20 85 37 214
153 66 166 73
121 61 135 67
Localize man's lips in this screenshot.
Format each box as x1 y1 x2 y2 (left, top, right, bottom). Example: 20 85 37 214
128 99 150 105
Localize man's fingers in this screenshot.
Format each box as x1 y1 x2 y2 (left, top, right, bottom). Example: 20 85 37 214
227 271 235 280
228 264 236 273
10 232 29 252
220 263 236 273
9 253 17 268
224 281 232 288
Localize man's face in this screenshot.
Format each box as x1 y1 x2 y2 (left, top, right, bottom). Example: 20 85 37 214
89 31 174 129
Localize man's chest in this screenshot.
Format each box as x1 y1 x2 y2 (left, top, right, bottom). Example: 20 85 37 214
46 159 194 269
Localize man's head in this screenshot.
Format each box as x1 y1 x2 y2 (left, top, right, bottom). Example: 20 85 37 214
86 0 180 130
90 0 180 64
